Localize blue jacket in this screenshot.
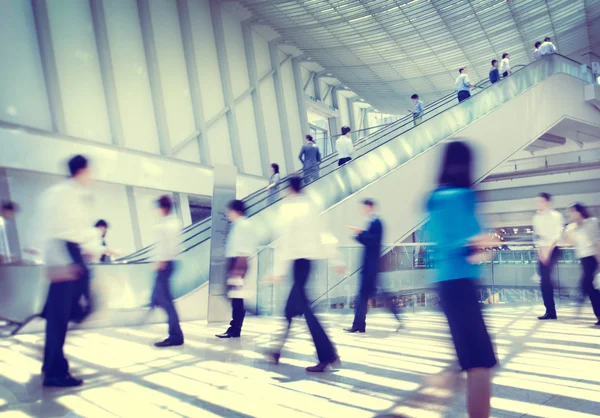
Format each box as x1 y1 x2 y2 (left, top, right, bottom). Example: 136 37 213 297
489 68 500 84
355 217 383 287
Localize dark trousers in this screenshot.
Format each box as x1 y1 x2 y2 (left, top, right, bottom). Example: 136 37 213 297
457 90 471 103
338 157 352 166
581 256 600 319
352 281 401 331
539 247 560 315
278 259 337 363
226 257 246 336
151 261 183 341
42 242 89 378
502 71 509 78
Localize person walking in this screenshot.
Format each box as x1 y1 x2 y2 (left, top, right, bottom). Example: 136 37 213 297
533 41 542 60
267 176 343 372
455 68 474 103
427 141 497 418
408 94 424 126
40 155 97 387
489 60 500 84
0 201 19 264
298 134 321 184
539 37 557 56
266 163 281 205
344 199 401 333
336 126 354 166
215 200 255 338
533 192 564 320
151 195 184 347
564 203 600 326
499 53 511 78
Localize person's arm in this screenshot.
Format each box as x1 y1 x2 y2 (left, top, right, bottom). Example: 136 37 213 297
231 222 254 276
298 148 305 164
466 75 474 88
316 147 322 163
348 137 354 154
541 213 565 264
550 43 557 54
355 219 382 247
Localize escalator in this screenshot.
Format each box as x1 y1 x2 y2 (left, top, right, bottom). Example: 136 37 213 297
2 54 598 330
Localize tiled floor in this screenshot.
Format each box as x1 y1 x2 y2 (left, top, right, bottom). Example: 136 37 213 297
1 305 599 417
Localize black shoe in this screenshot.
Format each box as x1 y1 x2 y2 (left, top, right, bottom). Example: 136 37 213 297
538 313 557 320
306 356 341 372
595 320 600 326
43 375 83 388
267 351 281 364
215 332 240 339
154 338 184 347
344 327 365 333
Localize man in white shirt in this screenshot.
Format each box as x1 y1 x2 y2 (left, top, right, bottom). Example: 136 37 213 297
267 176 344 372
455 67 474 103
40 155 97 388
216 200 255 338
151 195 184 347
500 52 511 78
0 201 19 264
539 37 557 56
336 126 354 166
533 41 542 60
532 192 565 320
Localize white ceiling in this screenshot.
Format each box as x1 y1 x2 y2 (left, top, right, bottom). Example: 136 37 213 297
238 0 600 113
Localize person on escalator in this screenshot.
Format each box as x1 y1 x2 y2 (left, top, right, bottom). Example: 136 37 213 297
151 195 184 347
408 94 424 126
489 60 500 84
455 67 474 103
336 126 354 166
499 53 511 78
533 41 542 60
216 200 255 339
0 201 19 264
299 134 321 185
539 37 557 56
427 141 497 418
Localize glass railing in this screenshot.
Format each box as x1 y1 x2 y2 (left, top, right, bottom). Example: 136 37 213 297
121 54 594 263
255 244 587 316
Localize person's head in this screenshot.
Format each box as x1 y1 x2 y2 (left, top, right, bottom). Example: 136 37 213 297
502 52 509 59
535 41 542 49
1 201 19 220
437 140 473 189
270 163 280 175
491 59 498 67
411 94 419 102
68 155 91 185
94 219 108 237
361 199 376 216
341 126 351 136
227 200 246 222
544 37 551 42
536 192 552 212
304 134 313 143
459 67 467 74
289 176 302 195
567 202 590 223
156 195 173 217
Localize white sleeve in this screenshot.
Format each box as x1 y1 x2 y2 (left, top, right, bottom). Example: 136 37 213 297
554 212 565 243
348 138 354 154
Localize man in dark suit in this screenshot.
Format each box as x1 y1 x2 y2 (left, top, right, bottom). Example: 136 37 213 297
345 199 400 333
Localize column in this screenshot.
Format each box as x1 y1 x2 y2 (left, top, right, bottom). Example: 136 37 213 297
292 57 310 140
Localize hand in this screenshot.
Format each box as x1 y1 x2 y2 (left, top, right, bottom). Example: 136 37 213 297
347 226 362 235
335 265 347 276
154 262 167 271
264 275 282 284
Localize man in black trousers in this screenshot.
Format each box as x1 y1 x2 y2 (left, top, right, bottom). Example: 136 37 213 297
41 155 96 387
345 199 400 333
216 200 254 338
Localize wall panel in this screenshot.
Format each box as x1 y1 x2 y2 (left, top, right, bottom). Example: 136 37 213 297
0 0 53 130
281 60 303 170
253 32 271 78
222 9 250 99
259 79 286 174
235 96 262 176
207 116 234 166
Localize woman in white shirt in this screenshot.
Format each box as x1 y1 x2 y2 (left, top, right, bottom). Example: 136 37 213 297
565 203 600 325
499 53 511 77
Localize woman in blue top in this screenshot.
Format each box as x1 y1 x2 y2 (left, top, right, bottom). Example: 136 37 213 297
427 140 497 418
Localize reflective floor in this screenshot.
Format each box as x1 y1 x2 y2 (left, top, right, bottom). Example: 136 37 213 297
1 305 599 417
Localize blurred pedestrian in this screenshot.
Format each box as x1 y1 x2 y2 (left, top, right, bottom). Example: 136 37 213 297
427 141 497 418
40 155 97 387
345 199 402 333
564 203 600 325
489 60 500 84
539 37 557 56
216 200 255 338
499 53 511 78
267 176 343 372
455 68 474 103
533 192 564 320
151 195 184 347
299 134 321 184
336 126 354 166
408 94 424 126
266 163 281 205
0 201 19 264
533 41 542 60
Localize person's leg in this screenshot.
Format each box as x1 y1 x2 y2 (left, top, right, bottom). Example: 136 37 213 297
230 298 246 336
43 281 75 381
351 286 369 332
466 368 492 418
538 255 557 318
161 263 183 341
581 257 600 320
